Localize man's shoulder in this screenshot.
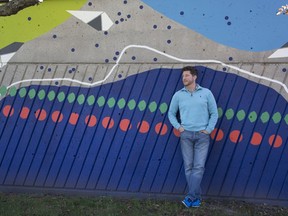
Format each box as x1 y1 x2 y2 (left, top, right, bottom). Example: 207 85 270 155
198 85 212 93
174 88 186 95
171 88 185 100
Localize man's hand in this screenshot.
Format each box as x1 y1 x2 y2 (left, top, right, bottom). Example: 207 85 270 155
178 126 185 133
200 130 209 134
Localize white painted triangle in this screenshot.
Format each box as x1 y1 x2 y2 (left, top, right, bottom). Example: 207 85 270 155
268 47 288 58
67 10 103 23
101 12 114 31
0 52 15 67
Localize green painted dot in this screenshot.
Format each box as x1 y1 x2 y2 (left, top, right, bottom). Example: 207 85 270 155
117 98 126 109
285 114 288 125
149 101 157 112
77 94 85 105
248 111 257 123
19 88 27 98
218 107 223 118
57 92 66 102
128 99 136 110
67 93 76 103
107 97 116 108
272 112 281 124
260 112 270 123
0 86 7 96
138 100 147 111
48 91 56 101
38 89 46 100
225 108 234 120
159 103 168 114
237 110 246 121
97 96 105 107
87 95 95 106
9 86 17 97
28 89 36 99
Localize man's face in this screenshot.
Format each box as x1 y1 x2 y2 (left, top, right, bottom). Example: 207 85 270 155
182 71 196 86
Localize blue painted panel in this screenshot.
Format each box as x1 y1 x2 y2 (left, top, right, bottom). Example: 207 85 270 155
219 80 258 196
0 96 19 184
0 66 287 205
35 87 80 186
207 75 247 196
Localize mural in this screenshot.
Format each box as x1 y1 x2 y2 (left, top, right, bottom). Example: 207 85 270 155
142 0 288 53
0 0 287 205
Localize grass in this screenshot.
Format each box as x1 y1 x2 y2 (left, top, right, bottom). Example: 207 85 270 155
0 192 287 216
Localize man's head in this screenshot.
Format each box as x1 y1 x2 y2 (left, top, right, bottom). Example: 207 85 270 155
182 66 198 77
182 66 198 87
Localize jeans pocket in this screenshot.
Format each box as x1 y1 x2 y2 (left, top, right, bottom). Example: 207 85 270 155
180 130 187 138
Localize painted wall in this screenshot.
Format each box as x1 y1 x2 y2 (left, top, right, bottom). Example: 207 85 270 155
0 0 287 204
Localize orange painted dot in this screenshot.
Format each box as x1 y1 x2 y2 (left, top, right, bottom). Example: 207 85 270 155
250 132 262 146
173 128 180 137
119 119 132 131
35 109 47 121
155 122 168 135
137 120 150 133
85 115 97 127
229 130 243 143
210 128 224 141
20 107 30 119
102 117 114 129
69 113 79 125
51 111 64 123
2 105 14 117
269 135 283 148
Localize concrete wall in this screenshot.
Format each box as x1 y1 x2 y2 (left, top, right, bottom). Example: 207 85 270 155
0 0 287 205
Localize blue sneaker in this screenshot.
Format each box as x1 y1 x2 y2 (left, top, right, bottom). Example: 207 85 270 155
191 198 201 208
182 196 193 208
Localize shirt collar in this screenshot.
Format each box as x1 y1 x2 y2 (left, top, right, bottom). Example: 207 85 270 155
181 84 202 92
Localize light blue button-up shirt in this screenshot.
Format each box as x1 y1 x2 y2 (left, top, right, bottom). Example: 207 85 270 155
168 84 218 134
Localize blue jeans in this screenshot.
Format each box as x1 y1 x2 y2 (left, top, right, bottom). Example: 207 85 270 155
180 130 210 199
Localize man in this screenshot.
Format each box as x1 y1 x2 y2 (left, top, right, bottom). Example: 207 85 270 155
168 66 218 208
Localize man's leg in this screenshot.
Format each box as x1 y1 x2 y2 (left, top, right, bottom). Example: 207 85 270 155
187 132 210 199
180 131 195 198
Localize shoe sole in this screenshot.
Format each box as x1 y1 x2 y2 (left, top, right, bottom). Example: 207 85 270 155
181 200 190 208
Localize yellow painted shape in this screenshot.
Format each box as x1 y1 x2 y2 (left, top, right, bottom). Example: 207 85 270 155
0 0 86 49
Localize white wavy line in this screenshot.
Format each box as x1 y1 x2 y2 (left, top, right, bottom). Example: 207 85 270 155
6 45 288 94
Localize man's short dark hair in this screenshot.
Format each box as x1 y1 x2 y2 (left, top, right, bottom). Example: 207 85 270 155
182 66 198 76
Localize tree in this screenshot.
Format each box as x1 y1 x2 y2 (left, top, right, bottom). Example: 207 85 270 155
0 0 42 16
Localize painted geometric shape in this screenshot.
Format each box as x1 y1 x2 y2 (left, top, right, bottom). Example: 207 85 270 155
97 96 105 107
225 108 234 120
107 97 116 108
117 98 126 109
0 42 23 67
67 10 113 31
260 111 270 123
268 42 288 58
236 109 246 121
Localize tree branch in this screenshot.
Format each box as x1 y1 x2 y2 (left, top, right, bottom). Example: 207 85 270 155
0 0 40 16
